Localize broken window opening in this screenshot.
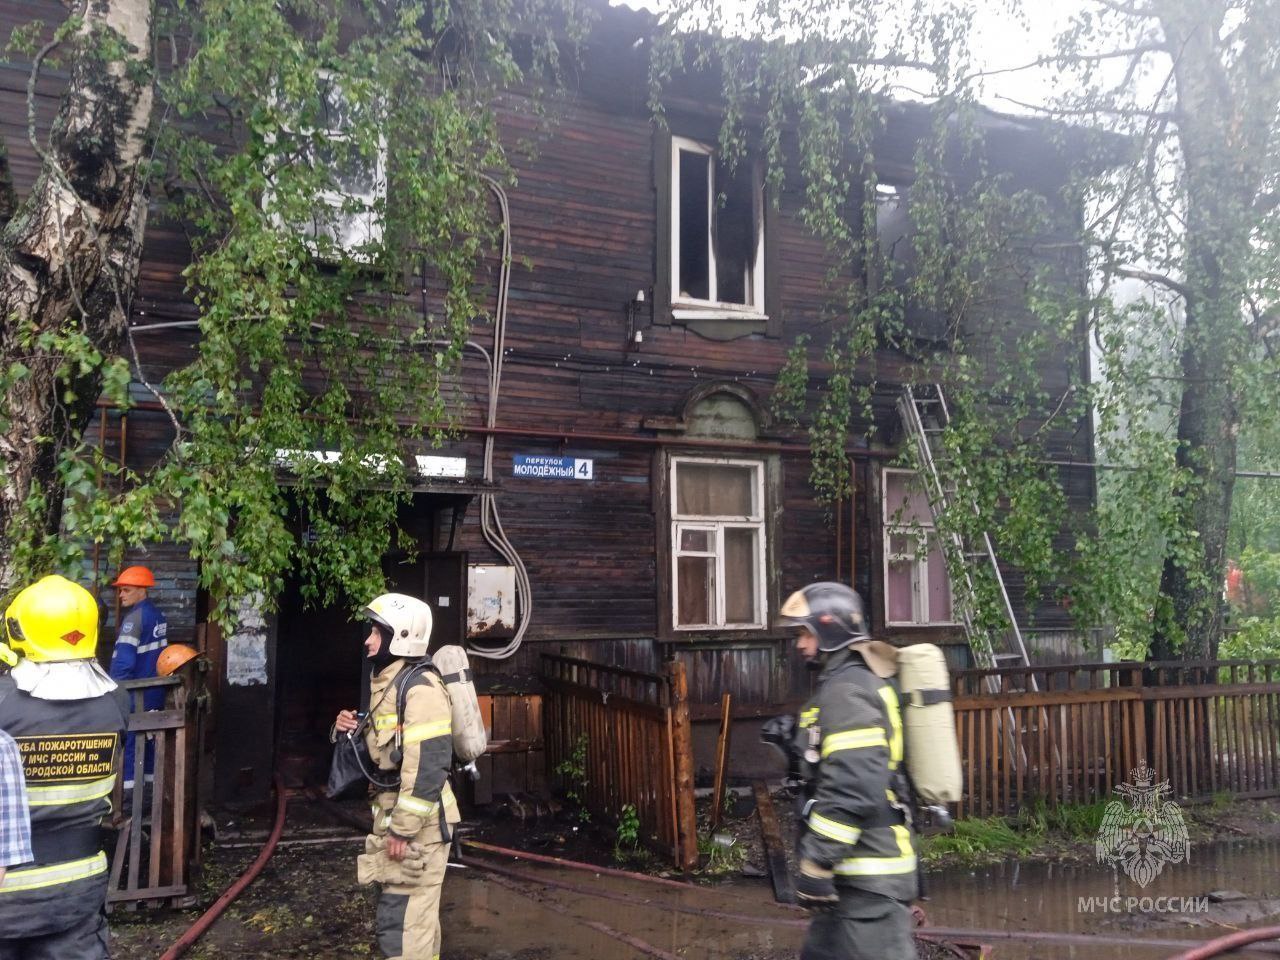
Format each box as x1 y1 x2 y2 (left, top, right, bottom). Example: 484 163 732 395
671 136 764 313
873 182 950 342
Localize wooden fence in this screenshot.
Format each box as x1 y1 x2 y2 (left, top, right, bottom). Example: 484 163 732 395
108 675 199 908
541 654 698 870
953 659 1280 818
470 693 546 804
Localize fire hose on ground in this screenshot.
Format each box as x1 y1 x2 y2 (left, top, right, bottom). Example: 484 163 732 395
157 773 287 960
1165 928 1280 960
168 789 1280 960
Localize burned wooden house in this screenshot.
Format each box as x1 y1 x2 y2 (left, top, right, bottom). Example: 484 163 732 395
5 0 1101 816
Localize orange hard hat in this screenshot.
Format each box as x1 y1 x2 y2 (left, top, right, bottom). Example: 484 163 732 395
157 644 199 677
112 565 155 588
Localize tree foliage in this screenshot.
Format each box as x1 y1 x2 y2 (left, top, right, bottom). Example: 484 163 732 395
649 0 1280 660
1 0 587 615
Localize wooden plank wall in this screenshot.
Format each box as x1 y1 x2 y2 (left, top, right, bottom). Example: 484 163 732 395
471 693 546 804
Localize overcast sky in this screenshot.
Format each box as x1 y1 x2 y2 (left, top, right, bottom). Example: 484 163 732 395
611 0 1101 114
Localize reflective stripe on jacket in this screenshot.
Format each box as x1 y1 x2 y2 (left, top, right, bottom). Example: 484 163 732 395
364 659 460 842
0 673 128 934
110 598 168 710
793 648 919 901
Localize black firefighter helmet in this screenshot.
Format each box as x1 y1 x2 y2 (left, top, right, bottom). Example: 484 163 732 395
778 582 898 677
778 581 869 651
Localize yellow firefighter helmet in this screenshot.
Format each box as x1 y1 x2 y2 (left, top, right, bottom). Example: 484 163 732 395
3 574 100 663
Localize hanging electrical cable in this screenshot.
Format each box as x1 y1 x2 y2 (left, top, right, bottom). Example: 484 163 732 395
465 175 532 660
131 178 533 659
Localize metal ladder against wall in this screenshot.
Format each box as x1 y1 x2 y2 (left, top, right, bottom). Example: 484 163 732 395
896 383 1038 693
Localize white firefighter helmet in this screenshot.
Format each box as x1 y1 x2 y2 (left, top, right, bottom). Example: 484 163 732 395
364 592 433 658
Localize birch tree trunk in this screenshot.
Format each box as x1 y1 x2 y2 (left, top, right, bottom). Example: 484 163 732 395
0 0 154 592
1149 0 1275 661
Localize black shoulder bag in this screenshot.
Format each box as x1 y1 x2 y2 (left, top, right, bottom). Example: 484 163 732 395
326 660 436 800
327 713 398 799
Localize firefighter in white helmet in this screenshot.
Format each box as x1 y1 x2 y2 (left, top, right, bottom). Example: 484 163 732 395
333 593 459 960
0 575 129 959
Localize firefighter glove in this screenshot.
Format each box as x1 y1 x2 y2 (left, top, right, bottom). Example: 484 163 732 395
795 859 838 910
397 842 428 881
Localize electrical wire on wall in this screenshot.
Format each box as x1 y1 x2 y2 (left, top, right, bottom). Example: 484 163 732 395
129 180 532 657
465 175 531 661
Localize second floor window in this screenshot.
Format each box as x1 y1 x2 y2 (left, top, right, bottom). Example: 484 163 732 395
269 73 386 259
670 136 765 313
671 457 766 629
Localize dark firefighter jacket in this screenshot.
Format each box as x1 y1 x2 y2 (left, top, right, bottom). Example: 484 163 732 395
365 658 460 842
0 673 129 939
793 648 919 901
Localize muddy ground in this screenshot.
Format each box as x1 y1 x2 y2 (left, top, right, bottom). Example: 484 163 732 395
110 791 964 960
108 793 1280 959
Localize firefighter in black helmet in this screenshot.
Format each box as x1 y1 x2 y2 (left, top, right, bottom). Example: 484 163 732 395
779 582 918 960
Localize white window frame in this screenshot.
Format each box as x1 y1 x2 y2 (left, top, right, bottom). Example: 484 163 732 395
670 456 767 630
266 70 387 261
882 467 956 627
669 136 766 318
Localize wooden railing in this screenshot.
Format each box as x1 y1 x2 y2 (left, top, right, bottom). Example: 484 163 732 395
541 655 698 870
108 676 198 908
954 660 1280 818
952 658 1280 696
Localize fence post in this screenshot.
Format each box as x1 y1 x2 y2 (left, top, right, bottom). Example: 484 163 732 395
666 659 699 871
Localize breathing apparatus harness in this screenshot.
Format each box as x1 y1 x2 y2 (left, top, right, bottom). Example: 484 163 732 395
343 654 483 790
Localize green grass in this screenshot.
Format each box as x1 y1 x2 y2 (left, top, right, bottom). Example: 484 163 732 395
920 800 1112 864
1015 797 1110 838
921 817 1037 862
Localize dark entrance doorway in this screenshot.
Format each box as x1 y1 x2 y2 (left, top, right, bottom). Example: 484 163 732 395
273 491 474 789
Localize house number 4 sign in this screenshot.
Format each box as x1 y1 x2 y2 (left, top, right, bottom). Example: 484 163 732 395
512 455 594 480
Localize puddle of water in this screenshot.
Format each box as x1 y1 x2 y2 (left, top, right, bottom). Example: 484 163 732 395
924 838 1280 959
443 867 804 959
441 840 1280 959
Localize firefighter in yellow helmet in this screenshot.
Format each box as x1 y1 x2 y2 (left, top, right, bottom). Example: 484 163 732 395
0 575 129 960
332 593 459 960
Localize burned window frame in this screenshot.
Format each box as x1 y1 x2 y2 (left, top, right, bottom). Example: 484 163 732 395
869 180 952 344
669 136 766 316
653 123 782 339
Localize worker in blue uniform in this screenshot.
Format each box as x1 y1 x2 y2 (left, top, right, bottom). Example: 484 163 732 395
108 565 168 793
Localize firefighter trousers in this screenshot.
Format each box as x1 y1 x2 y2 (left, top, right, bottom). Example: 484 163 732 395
800 888 917 960
0 907 110 960
371 840 449 960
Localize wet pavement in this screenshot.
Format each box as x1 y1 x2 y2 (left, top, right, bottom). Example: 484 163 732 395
443 838 1280 960
923 838 1280 959
111 809 1280 959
